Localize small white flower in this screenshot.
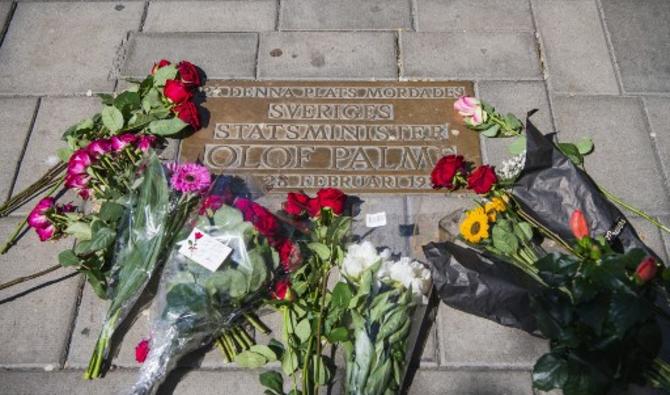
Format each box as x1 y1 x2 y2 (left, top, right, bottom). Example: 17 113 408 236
341 241 381 281
496 151 526 181
379 257 432 298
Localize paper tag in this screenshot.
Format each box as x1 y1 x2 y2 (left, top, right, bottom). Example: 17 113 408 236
365 212 387 228
178 228 232 272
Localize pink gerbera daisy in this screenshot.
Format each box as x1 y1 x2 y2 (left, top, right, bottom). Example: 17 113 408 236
170 163 211 194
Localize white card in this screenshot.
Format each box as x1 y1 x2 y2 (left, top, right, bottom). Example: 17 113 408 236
178 228 232 272
365 212 387 228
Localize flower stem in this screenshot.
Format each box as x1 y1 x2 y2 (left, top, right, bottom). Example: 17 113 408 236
313 266 331 395
598 185 670 235
0 263 62 291
243 312 270 335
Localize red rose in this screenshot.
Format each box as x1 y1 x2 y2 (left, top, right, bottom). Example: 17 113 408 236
272 279 292 301
174 101 201 130
199 195 224 215
177 60 201 88
234 198 279 239
284 192 310 216
151 59 171 75
569 210 589 239
635 257 657 283
164 79 192 104
135 339 150 363
316 188 346 215
279 240 302 272
467 165 497 194
431 155 465 190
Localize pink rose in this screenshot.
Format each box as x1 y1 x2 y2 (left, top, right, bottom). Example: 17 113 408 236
454 96 486 127
65 173 90 190
111 134 137 152
136 135 157 152
87 139 112 159
36 224 56 241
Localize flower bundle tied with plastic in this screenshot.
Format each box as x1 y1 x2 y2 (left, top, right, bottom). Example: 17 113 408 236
130 181 278 395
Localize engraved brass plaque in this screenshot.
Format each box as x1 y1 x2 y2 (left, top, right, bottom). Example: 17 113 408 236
180 80 479 193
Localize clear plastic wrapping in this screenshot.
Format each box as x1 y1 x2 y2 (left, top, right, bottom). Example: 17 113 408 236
129 191 277 394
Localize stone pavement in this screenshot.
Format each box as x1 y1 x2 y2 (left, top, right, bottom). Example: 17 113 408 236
0 0 669 394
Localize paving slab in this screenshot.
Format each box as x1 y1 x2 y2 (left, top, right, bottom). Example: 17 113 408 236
144 0 276 33
408 368 534 395
437 305 548 368
258 32 397 80
279 0 411 31
351 195 410 257
477 81 553 167
552 96 669 214
601 0 670 93
416 0 533 32
12 97 99 215
0 218 80 367
643 97 670 183
121 32 257 80
401 32 542 80
0 2 12 39
0 97 37 201
532 0 619 94
0 2 143 95
629 216 669 264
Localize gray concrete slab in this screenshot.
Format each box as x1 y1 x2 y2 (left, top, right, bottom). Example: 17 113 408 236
643 97 670 183
477 81 553 167
408 368 534 395
437 305 548 368
122 32 258 79
0 2 12 39
0 218 80 367
12 97 99 215
352 195 410 257
401 32 542 80
629 216 669 264
601 0 670 93
0 2 143 95
416 0 533 32
532 0 619 94
0 98 37 201
258 32 397 80
552 96 669 214
144 0 277 33
279 0 411 31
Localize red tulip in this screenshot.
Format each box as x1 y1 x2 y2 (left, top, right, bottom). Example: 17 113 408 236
569 210 589 239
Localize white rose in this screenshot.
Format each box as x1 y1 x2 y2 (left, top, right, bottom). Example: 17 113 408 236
341 241 381 281
385 258 432 298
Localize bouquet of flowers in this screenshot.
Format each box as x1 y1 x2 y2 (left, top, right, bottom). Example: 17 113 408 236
423 96 670 394
129 184 279 394
338 241 431 395
84 155 210 379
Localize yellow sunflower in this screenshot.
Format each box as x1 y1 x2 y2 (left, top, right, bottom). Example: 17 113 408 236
460 207 490 243
484 197 507 222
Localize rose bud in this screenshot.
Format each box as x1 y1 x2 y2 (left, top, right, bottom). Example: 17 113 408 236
87 139 112 159
35 224 56 241
279 240 302 272
316 188 347 215
569 209 589 239
272 279 293 301
27 197 55 229
173 101 201 130
163 79 192 104
431 155 466 190
135 339 150 363
467 165 497 194
177 60 201 88
151 59 171 75
136 135 157 152
111 134 137 152
635 257 658 284
65 173 91 190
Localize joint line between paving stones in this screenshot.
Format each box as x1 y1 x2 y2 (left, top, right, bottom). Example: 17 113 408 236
275 0 281 31
395 31 402 81
639 97 670 208
61 275 86 369
594 0 625 95
5 97 41 202
0 1 16 50
410 0 418 31
138 0 150 33
253 33 261 80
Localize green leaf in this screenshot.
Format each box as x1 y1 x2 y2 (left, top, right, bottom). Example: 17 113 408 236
514 221 534 241
99 201 125 223
330 282 353 310
153 64 178 87
58 249 81 267
281 349 298 375
558 143 583 166
608 292 652 337
250 345 277 362
88 226 116 251
234 350 268 368
56 147 73 163
86 270 107 299
101 105 124 133
259 371 284 395
114 91 141 113
148 118 188 136
295 318 311 343
504 113 523 131
576 137 594 155
313 355 332 385
492 224 519 255
326 327 349 342
508 136 527 155
98 93 114 106
481 124 500 137
532 353 569 391
65 221 92 240
142 88 163 112
307 242 331 260
127 113 156 130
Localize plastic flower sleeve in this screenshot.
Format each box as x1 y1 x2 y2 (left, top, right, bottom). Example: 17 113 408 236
512 118 663 263
129 202 276 395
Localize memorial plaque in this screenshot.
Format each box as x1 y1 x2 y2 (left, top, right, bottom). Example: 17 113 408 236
180 80 479 193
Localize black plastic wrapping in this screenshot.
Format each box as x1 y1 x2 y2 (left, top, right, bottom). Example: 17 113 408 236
423 241 541 333
512 118 662 263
